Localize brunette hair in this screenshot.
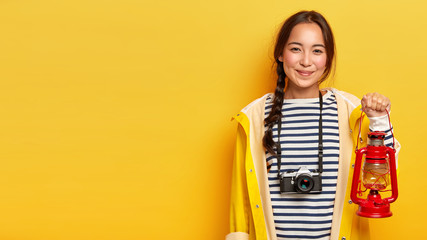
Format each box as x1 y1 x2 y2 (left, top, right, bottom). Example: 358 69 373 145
263 10 336 156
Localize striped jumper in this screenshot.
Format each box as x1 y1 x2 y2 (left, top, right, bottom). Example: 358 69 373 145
265 90 394 240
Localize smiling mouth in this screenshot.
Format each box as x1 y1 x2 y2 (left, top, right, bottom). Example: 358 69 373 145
296 70 314 76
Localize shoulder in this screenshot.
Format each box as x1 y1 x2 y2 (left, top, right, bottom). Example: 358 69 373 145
240 93 273 115
333 89 360 106
325 88 361 112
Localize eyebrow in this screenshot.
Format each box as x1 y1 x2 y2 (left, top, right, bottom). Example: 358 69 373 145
288 42 326 48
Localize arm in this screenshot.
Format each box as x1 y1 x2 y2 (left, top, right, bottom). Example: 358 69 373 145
226 124 251 240
362 92 401 167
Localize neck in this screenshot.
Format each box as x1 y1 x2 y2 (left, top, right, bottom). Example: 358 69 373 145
284 84 321 99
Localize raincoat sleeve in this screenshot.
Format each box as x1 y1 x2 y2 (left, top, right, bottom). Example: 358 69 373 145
226 123 253 240
349 105 401 174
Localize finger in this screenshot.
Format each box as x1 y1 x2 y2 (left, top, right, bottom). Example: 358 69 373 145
361 94 372 112
375 96 384 111
366 94 372 110
384 97 391 112
374 92 388 111
379 95 389 112
361 95 368 111
371 95 378 111
379 100 387 112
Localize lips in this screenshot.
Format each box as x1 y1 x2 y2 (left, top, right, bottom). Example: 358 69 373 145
296 70 314 76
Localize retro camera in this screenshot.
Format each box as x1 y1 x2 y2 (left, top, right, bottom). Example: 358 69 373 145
279 166 322 193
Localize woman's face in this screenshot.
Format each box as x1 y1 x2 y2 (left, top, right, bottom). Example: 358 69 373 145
278 22 327 91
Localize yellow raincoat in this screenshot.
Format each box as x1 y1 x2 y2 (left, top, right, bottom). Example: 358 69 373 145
227 88 400 240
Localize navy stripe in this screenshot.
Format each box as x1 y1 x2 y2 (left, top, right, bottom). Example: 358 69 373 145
269 183 337 188
270 112 338 118
267 119 339 125
322 176 338 180
268 163 338 168
326 95 336 101
267 155 339 161
269 139 340 144
275 100 336 106
267 164 338 171
321 169 339 172
266 146 339 152
266 157 339 164
268 176 337 181
275 226 332 232
271 198 335 202
268 168 338 174
274 220 332 224
273 125 339 131
270 191 336 195
267 154 339 160
277 233 330 239
265 105 338 111
386 143 394 148
273 132 339 137
265 99 336 106
322 183 336 187
273 212 334 217
385 135 394 141
272 205 334 210
266 109 338 116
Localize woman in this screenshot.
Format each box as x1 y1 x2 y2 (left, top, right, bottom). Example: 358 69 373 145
227 10 400 240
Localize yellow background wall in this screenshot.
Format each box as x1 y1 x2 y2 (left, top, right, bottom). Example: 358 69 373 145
0 0 425 239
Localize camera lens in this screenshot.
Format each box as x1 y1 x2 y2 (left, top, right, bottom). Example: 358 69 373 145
295 174 314 193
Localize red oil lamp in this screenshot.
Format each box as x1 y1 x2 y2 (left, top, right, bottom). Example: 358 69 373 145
350 131 398 218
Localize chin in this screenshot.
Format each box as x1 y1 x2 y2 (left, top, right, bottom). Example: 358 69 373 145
294 80 319 89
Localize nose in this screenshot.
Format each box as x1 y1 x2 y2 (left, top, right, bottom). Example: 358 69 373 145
299 52 312 67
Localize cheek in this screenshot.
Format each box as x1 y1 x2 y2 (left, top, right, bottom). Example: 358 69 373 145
283 51 298 66
314 56 327 70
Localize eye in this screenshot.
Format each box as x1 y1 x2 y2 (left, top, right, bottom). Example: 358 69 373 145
313 49 324 54
290 47 301 52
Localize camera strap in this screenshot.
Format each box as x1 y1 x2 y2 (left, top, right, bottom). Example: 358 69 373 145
276 91 324 178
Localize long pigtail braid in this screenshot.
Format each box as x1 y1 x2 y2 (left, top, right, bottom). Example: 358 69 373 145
263 61 287 156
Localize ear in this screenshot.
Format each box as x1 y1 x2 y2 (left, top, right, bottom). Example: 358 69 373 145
278 55 283 62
